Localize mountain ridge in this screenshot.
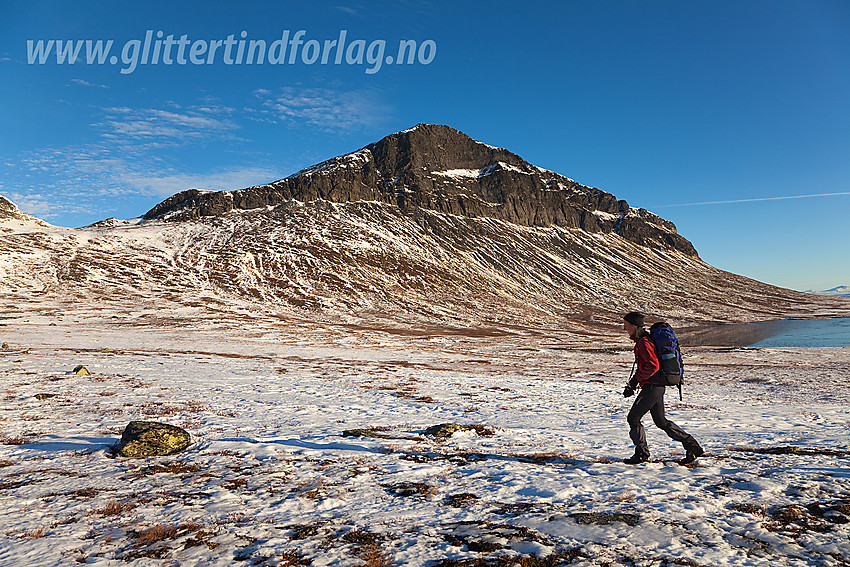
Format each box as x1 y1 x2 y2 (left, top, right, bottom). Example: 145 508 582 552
805 286 850 297
143 124 698 257
2 124 849 333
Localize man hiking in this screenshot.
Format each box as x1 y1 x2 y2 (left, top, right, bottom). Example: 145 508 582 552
622 311 704 465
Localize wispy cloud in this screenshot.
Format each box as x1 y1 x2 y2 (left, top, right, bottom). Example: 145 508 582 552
120 167 280 197
6 86 392 222
335 4 365 17
70 78 109 89
252 87 390 131
18 146 142 193
654 192 850 207
20 145 280 195
12 144 282 215
98 104 239 144
4 191 94 219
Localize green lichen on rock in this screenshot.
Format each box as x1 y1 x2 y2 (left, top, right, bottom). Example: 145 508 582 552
117 421 191 458
424 423 492 438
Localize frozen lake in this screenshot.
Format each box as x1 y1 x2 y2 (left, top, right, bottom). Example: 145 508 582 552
682 317 850 347
750 316 850 347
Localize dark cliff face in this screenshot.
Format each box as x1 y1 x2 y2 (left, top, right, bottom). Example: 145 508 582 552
143 124 698 256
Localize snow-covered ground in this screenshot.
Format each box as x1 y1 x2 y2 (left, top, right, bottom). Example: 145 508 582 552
0 317 848 566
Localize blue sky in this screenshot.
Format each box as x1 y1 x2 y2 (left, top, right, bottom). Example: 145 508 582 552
1 1 848 291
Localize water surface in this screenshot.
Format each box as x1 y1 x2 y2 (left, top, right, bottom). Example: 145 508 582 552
679 317 850 348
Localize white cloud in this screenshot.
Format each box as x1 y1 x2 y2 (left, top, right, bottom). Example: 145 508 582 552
4 191 92 219
335 5 362 16
5 87 393 222
8 143 285 222
17 146 282 200
99 105 239 142
70 78 109 89
120 167 281 197
253 87 390 131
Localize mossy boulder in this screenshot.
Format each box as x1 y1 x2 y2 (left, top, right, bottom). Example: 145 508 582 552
424 423 493 438
117 421 191 458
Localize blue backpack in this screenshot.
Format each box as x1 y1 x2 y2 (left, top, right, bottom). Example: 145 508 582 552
649 322 684 398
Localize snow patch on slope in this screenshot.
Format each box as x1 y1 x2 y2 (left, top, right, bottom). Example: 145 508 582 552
291 148 373 177
432 162 535 180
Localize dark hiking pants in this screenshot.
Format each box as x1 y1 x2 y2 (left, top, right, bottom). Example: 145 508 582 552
627 384 694 455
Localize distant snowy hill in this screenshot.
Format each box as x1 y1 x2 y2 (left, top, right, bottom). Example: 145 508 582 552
0 194 50 231
2 124 850 331
804 286 850 297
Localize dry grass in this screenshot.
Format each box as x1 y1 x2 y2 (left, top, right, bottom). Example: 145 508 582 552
124 462 203 479
134 523 203 546
730 502 767 516
296 479 343 500
19 414 46 421
384 481 437 498
212 449 244 457
0 435 34 445
138 403 182 416
730 445 850 457
469 424 496 437
99 500 135 516
135 524 179 546
221 477 247 490
358 543 391 567
341 529 391 566
67 488 100 498
277 548 313 566
609 491 636 503
21 526 47 539
183 529 220 550
437 522 564 562
512 451 576 464
445 493 480 507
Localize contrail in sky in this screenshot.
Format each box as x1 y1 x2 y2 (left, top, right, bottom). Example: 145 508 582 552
653 191 850 207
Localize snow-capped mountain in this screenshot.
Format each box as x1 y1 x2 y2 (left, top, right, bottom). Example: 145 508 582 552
2 124 849 332
0 194 49 230
145 124 698 257
804 286 850 297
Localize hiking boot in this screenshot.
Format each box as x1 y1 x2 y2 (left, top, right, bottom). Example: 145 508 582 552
678 443 704 465
624 452 650 465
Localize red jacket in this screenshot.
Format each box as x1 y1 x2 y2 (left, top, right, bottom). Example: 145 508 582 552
629 330 662 387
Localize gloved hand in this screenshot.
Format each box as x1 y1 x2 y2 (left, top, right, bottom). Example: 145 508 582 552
623 385 635 398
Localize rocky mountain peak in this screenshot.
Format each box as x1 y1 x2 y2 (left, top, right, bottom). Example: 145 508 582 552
367 123 525 175
0 195 25 220
0 194 48 226
142 124 698 256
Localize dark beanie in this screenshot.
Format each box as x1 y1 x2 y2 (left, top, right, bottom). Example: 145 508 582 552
623 311 645 327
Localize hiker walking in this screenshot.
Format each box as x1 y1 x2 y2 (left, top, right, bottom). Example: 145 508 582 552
621 311 704 465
